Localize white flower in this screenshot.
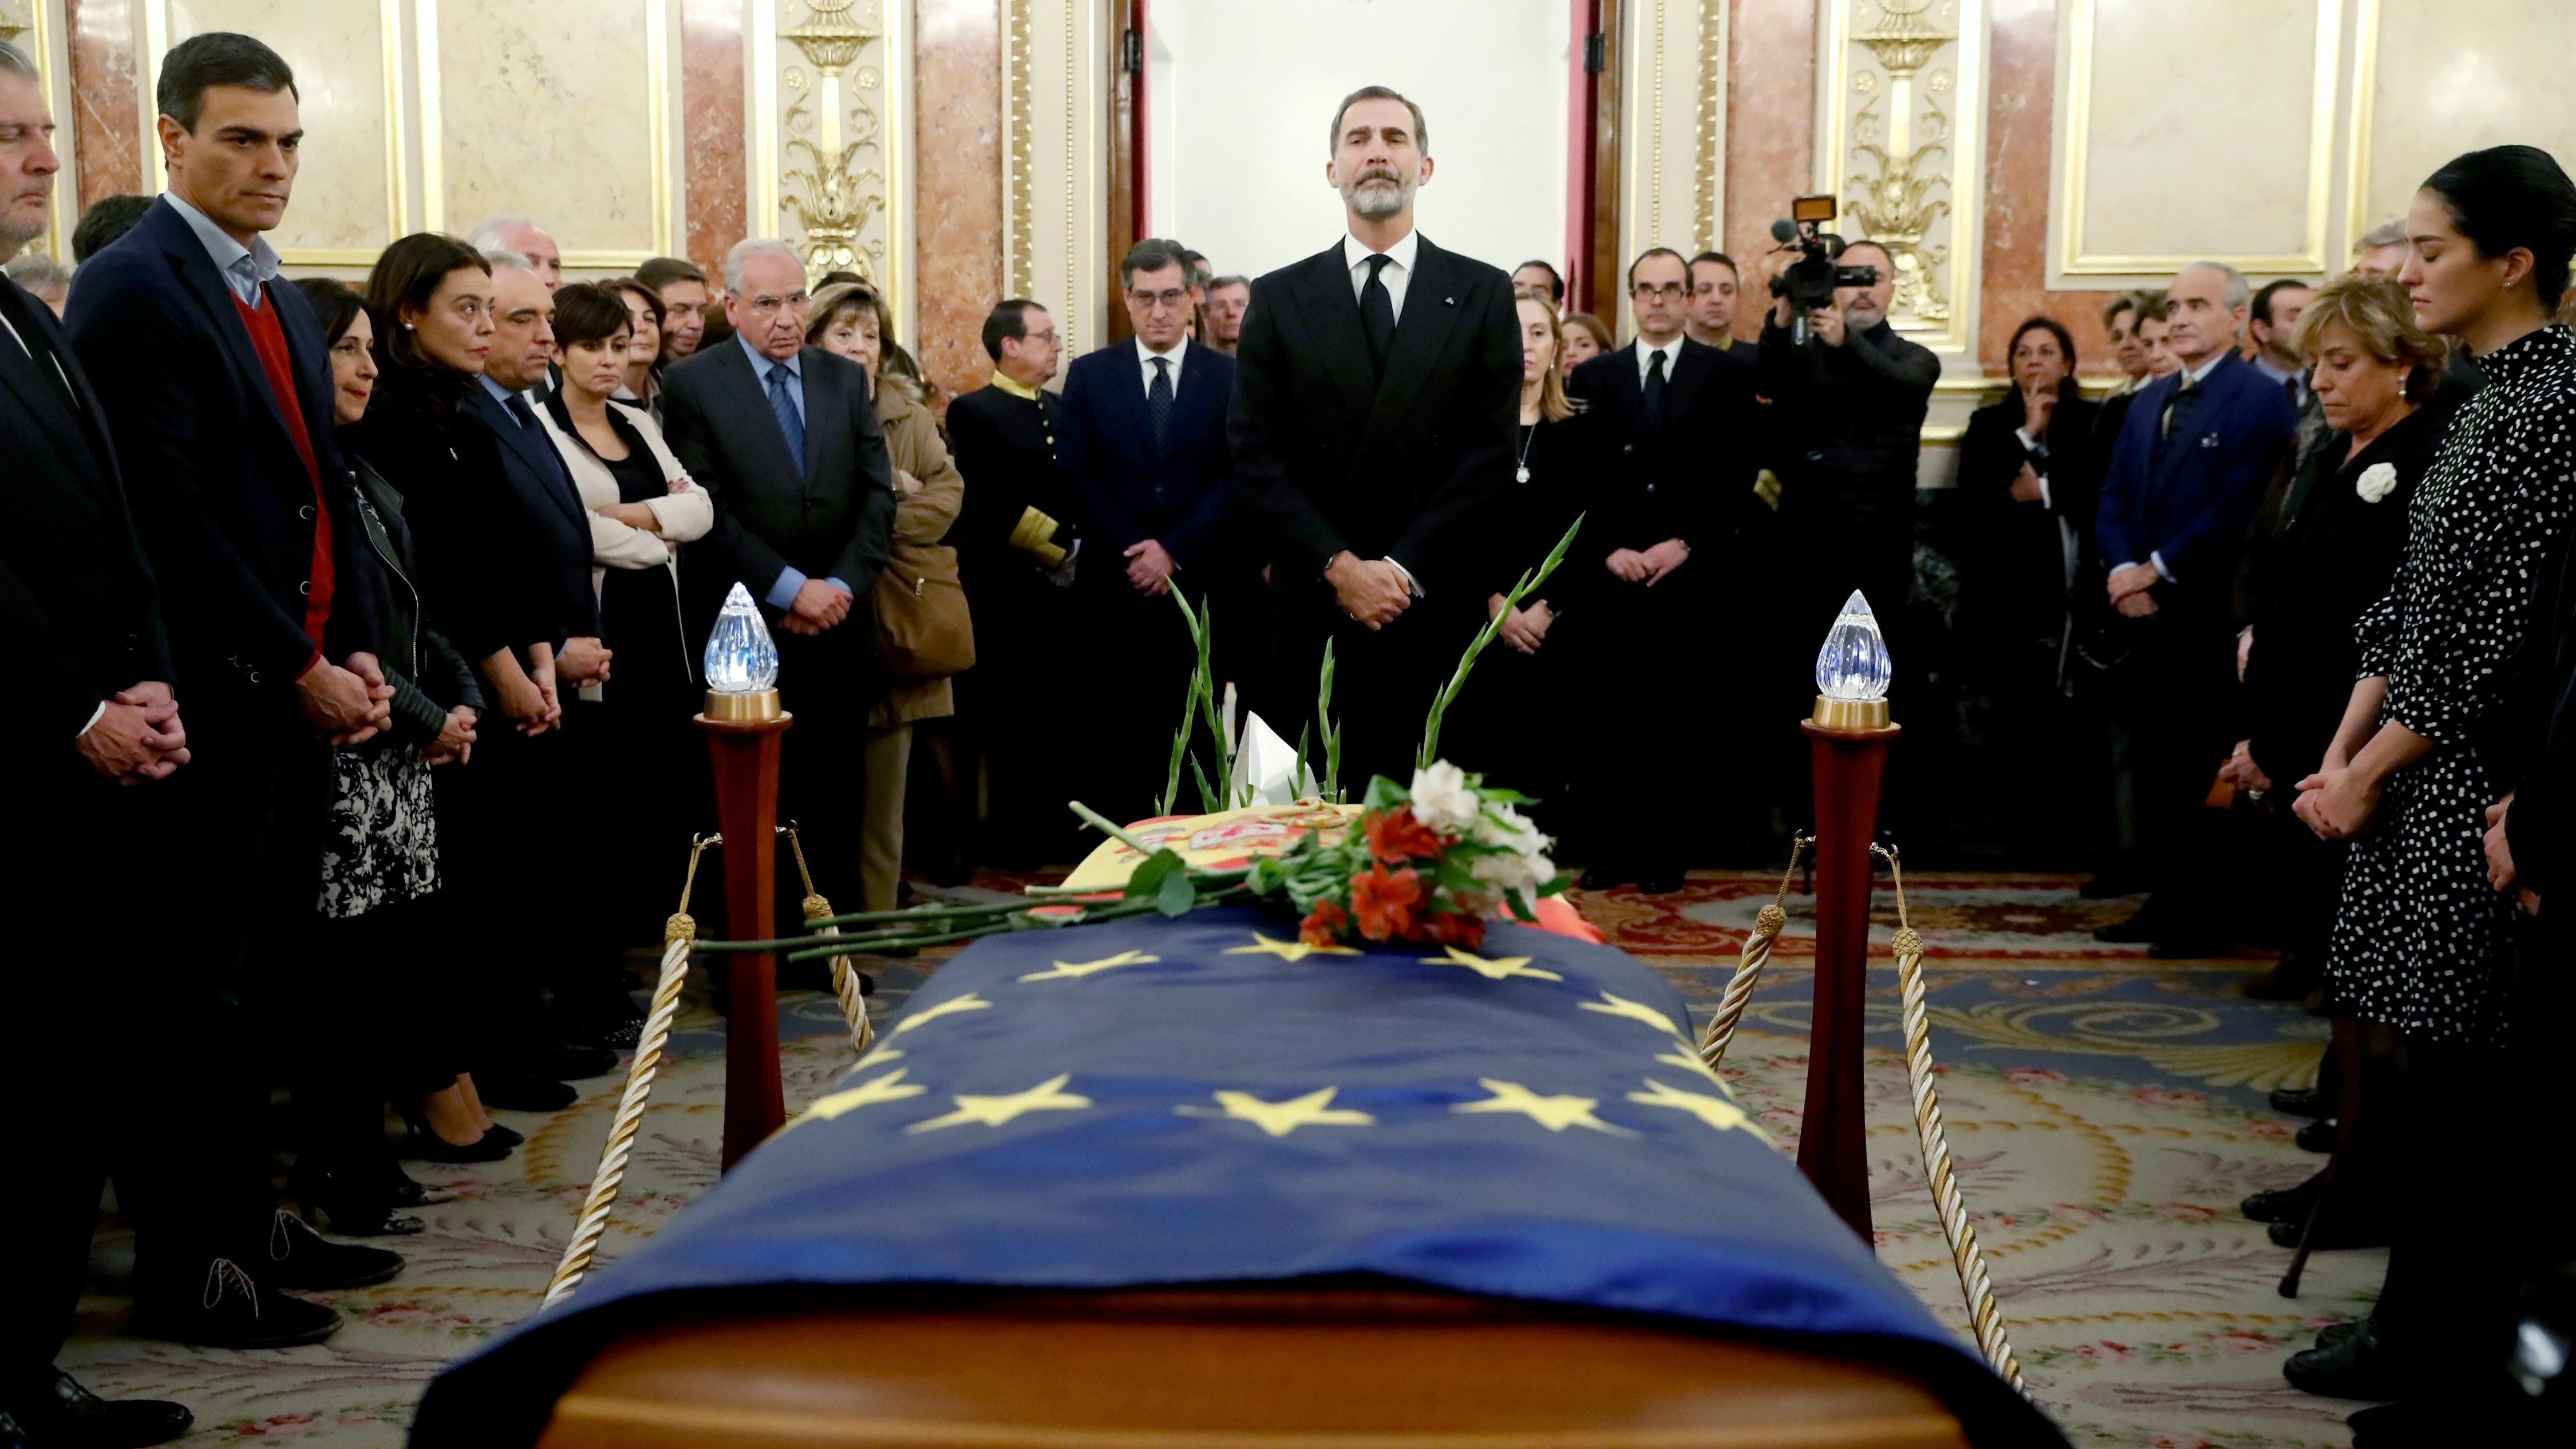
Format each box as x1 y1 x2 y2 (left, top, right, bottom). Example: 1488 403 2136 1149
1469 803 1558 911
1408 760 1480 835
2356 462 2398 504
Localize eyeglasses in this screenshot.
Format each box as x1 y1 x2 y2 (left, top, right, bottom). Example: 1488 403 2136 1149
746 291 810 317
1021 329 1059 345
1127 287 1191 313
1631 282 1687 301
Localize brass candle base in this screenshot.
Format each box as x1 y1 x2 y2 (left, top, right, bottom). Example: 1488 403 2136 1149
1809 694 1892 732
702 688 783 723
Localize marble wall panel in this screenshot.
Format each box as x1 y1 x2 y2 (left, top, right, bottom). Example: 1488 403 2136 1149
1977 0 2114 374
681 0 744 276
2350 1 2576 241
2053 0 2334 278
1723 0 1816 344
165 0 399 258
65 0 141 207
432 0 668 262
915 0 1000 406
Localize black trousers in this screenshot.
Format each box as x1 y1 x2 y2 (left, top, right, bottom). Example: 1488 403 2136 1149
434 716 574 1059
288 892 474 1171
1564 573 1728 875
2105 613 2237 908
1262 579 1484 799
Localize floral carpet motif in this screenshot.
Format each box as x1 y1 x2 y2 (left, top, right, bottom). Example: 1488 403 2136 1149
57 872 2363 1447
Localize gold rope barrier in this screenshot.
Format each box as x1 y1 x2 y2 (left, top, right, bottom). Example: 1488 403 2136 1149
1874 842 2026 1392
784 823 874 1056
1697 834 1808 1072
544 833 714 1308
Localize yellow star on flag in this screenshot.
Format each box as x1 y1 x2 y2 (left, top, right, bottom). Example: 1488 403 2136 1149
799 1069 928 1124
1020 949 1160 982
1653 1047 1737 1094
1183 1087 1376 1137
1224 931 1358 962
1626 1078 1775 1143
1419 945 1563 981
1450 1078 1635 1136
906 1073 1094 1134
1579 992 1684 1039
890 991 994 1037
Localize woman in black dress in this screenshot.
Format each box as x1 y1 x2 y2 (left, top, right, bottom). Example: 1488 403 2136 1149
2286 146 2576 1411
1953 316 2103 860
536 283 712 962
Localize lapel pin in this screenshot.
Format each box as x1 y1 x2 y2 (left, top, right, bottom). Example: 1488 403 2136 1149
1445 296 1456 306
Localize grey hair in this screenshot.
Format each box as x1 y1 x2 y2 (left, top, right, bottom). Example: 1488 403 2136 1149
724 238 805 294
481 248 536 275
2356 218 2408 255
0 38 37 80
3 253 71 293
465 214 550 255
2181 259 2251 311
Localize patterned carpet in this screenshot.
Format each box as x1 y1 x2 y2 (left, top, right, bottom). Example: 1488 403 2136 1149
54 871 2367 1448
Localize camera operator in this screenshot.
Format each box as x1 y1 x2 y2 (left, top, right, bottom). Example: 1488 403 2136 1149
1757 235 1938 636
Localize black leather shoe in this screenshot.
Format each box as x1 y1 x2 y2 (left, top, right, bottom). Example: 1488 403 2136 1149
1634 873 1686 895
2 1369 192 1449
395 1105 512 1163
2314 1319 2363 1352
2269 1084 2331 1119
2297 1116 2341 1153
292 1164 424 1237
260 1211 405 1290
2285 1319 2414 1400
473 1067 577 1112
130 1259 341 1349
543 1041 619 1080
1578 867 1628 891
2270 1213 2390 1251
479 1122 525 1150
2242 1170 2325 1223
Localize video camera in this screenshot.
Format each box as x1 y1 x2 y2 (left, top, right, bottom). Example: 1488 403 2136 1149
1769 195 1880 345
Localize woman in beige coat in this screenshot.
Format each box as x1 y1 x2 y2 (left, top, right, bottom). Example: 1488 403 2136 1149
809 282 966 911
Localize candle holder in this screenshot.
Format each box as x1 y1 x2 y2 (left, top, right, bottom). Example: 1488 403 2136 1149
697 582 793 1166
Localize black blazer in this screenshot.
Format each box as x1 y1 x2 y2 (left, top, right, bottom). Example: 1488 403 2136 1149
0 278 173 758
1954 390 2106 646
1058 341 1235 568
62 196 378 705
1227 234 1522 596
659 339 896 644
456 384 599 651
1757 315 1939 539
2241 409 2440 785
1565 338 1758 559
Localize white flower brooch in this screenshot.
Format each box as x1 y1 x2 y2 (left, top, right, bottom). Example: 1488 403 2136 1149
2356 462 2399 504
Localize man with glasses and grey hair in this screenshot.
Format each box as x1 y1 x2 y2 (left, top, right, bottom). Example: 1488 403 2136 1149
661 237 896 921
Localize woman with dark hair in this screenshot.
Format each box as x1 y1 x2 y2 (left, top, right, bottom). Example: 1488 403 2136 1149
534 283 711 949
806 281 967 914
606 276 667 415
1953 316 2103 859
279 279 505 1221
2286 145 2576 1417
353 232 598 1118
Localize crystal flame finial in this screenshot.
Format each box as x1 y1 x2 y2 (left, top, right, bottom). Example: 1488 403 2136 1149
1815 590 1892 701
704 582 780 693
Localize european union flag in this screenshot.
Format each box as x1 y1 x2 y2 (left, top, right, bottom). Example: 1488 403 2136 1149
417 906 2058 1446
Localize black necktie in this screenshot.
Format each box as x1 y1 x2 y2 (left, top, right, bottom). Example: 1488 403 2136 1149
504 393 542 432
1642 348 1668 426
0 282 78 416
1147 355 1174 455
1360 254 1396 373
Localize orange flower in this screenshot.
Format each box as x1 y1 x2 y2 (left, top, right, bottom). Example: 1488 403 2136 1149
1350 863 1425 942
1299 900 1349 948
1364 806 1447 863
1418 908 1486 950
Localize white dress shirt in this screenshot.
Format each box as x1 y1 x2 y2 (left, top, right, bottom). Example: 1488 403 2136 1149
1136 333 1188 398
1342 228 1419 323
1634 335 1684 386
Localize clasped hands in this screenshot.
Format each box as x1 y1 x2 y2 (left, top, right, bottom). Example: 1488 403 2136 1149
1125 539 1177 597
2291 747 2380 842
2107 562 2162 619
1327 551 1411 630
76 679 190 784
1487 594 1555 654
295 652 396 745
1606 538 1690 586
2483 795 2542 916
780 578 854 636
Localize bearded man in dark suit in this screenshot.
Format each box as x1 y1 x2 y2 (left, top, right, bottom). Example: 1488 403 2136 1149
1227 85 1522 789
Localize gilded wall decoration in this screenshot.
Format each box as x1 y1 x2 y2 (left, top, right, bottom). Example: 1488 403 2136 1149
755 0 911 321
1616 0 1725 340
2 0 76 262
1818 0 1985 362
997 0 1104 368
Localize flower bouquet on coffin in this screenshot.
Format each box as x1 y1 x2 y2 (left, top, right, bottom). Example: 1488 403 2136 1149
1263 763 1570 950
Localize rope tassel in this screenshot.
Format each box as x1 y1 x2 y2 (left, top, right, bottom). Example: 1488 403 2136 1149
1875 843 2027 1393
1698 835 1806 1072
785 823 874 1056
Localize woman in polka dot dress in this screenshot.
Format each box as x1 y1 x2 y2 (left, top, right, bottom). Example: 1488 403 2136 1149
2286 145 2576 1409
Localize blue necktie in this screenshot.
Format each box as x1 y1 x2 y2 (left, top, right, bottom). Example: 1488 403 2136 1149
1147 355 1174 456
766 361 806 475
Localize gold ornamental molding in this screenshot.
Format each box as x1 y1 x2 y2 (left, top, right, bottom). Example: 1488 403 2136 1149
998 0 1105 370
1615 0 1725 341
1817 0 1985 360
753 0 912 326
2052 0 2339 280
2 0 73 262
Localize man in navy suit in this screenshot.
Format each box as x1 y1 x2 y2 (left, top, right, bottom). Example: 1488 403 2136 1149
2092 261 2297 950
1228 85 1522 787
1060 238 1238 815
63 29 403 1349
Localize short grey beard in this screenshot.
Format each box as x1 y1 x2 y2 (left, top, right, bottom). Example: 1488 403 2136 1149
1349 178 1410 220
